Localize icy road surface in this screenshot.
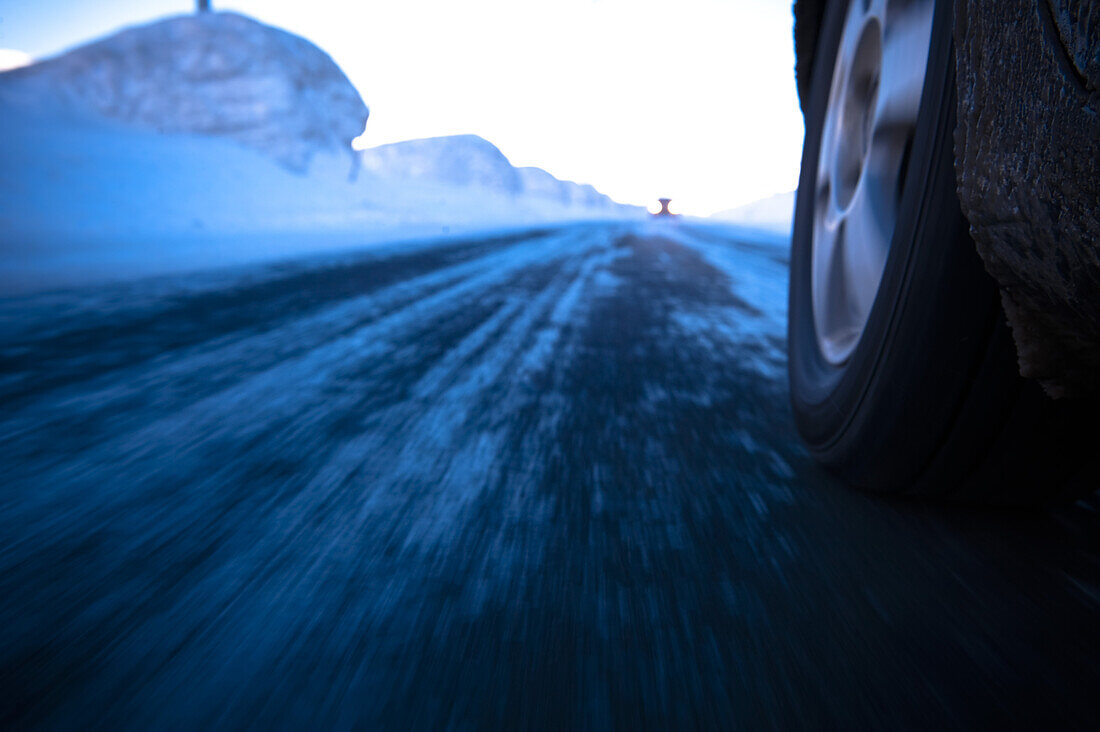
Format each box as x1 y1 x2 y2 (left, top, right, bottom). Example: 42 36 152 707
2 222 1098 728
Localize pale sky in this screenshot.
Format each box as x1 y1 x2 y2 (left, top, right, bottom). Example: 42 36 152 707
0 0 803 216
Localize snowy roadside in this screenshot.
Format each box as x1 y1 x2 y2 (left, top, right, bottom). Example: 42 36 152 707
0 11 642 295
0 100 641 294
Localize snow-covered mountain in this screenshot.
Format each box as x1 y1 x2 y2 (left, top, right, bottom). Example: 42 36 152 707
361 135 633 212
0 12 367 172
710 191 795 235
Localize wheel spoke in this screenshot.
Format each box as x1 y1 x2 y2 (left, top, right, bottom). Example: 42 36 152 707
840 180 892 318
809 0 934 365
817 177 845 232
812 213 857 357
817 111 836 190
873 0 934 136
865 122 910 203
815 176 832 221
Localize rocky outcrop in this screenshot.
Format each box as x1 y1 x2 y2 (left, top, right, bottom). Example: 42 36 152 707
1048 0 1100 93
954 0 1100 397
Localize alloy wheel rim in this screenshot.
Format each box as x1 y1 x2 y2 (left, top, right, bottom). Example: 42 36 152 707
811 0 935 365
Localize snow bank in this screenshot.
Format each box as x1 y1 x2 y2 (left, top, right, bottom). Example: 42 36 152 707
0 12 642 294
361 135 523 194
0 12 367 172
516 167 621 210
361 135 638 213
710 191 795 235
0 49 32 72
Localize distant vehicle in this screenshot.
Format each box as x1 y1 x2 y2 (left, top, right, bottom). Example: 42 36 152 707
787 0 1098 500
652 198 677 217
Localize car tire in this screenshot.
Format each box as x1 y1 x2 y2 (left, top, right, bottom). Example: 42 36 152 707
788 0 1095 501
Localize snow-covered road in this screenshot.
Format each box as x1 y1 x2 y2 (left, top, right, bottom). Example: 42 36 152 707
1 222 1098 727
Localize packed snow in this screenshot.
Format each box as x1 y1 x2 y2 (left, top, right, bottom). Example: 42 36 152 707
516 166 622 210
0 12 642 294
360 134 630 212
710 190 795 235
0 49 32 72
360 134 522 194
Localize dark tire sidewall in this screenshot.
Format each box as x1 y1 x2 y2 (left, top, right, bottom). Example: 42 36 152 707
788 0 995 487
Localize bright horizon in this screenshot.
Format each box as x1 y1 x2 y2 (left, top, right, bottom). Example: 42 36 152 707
0 0 804 216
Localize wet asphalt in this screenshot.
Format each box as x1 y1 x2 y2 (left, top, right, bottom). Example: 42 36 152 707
1 221 1098 729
